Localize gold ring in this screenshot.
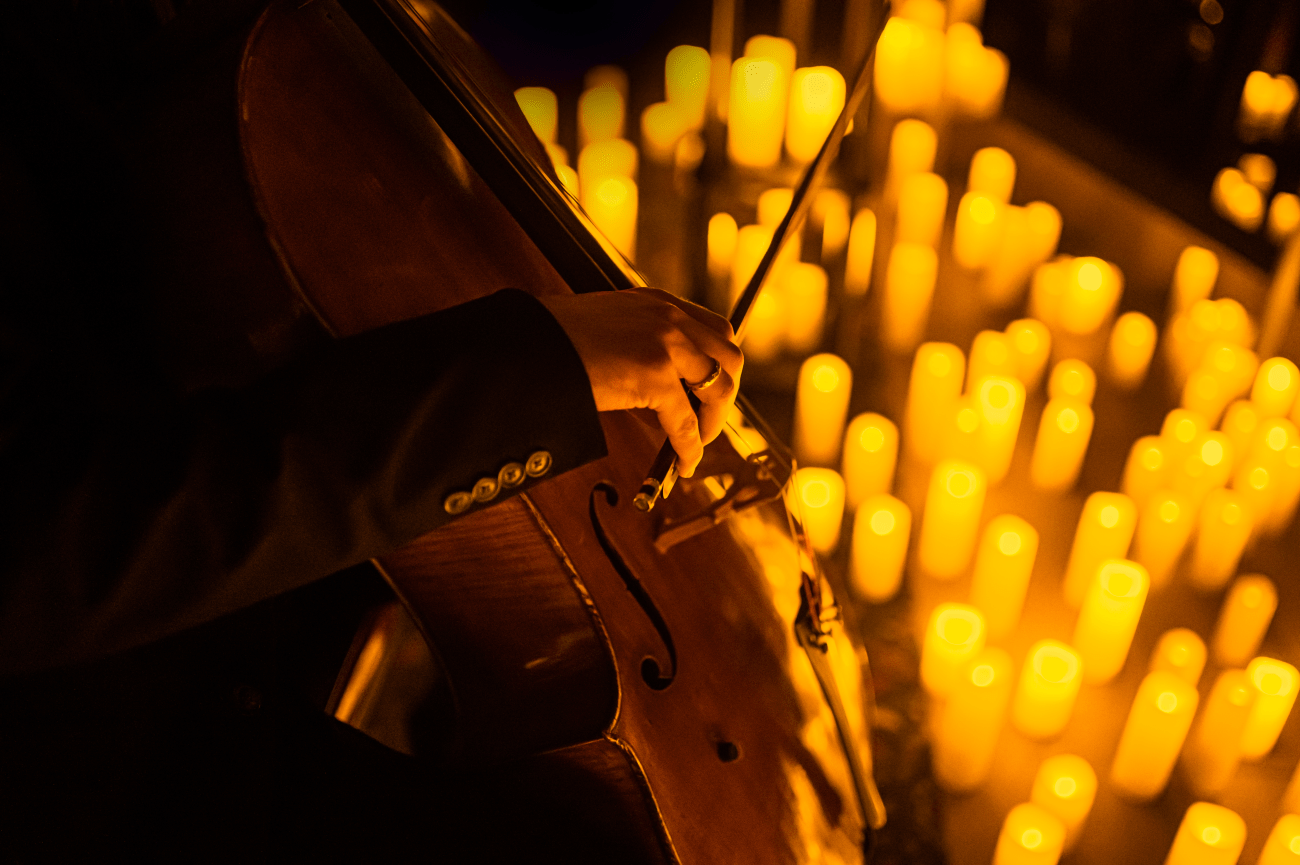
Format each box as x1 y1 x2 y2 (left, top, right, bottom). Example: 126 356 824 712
688 358 723 391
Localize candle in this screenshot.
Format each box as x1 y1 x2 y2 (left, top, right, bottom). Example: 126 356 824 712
555 163 579 198
1267 442 1300 533
1062 492 1137 608
1166 298 1256 385
969 514 1039 641
1134 490 1195 590
792 467 846 553
1254 357 1300 418
992 803 1065 865
918 460 987 578
873 16 944 114
577 139 638 208
882 242 939 352
984 202 1063 307
1232 454 1278 539
1048 359 1097 405
921 603 986 696
1241 657 1299 759
1171 246 1219 316
814 189 851 260
757 186 794 227
1188 489 1253 590
906 343 965 463
1029 398 1094 492
1030 755 1096 852
944 24 1009 119
1259 815 1300 865
665 44 710 130
1213 167 1266 231
1059 256 1122 336
741 290 783 362
1122 436 1170 514
945 395 983 466
1172 431 1236 509
968 146 1017 203
896 172 949 249
1028 257 1070 327
1107 311 1158 389
793 354 852 467
932 648 1013 791
707 212 739 281
731 224 775 306
1072 559 1149 684
953 192 1006 270
1163 408 1211 470
1006 319 1052 391
640 102 689 162
514 86 557 144
1110 670 1200 800
1269 193 1300 244
586 176 637 260
578 83 624 150
743 34 795 83
1182 669 1257 796
1151 627 1207 686
1165 803 1246 865
885 119 938 197
1239 70 1299 140
783 262 827 353
727 56 787 168
1012 640 1083 739
843 413 899 507
850 493 911 602
844 208 878 297
785 66 845 164
974 375 1026 484
1212 575 1277 667
968 330 1019 387
1184 342 1259 424
585 64 627 96
1221 400 1260 459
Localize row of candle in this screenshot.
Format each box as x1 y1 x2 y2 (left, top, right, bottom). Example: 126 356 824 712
1238 70 1298 144
1211 161 1300 243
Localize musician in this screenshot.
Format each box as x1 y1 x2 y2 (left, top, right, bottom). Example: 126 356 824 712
0 0 741 858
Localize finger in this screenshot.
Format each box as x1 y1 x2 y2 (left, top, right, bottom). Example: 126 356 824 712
651 384 704 477
693 371 737 445
662 310 745 386
632 288 737 342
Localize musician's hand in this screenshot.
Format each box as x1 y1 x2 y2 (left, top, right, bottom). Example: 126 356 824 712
539 288 743 478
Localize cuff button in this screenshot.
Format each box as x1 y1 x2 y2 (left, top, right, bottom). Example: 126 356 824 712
499 462 526 488
473 476 500 502
525 450 553 477
444 491 473 515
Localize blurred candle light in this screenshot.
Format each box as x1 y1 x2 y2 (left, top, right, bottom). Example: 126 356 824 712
1240 152 1278 194
1107 311 1158 389
844 208 878 297
1212 575 1277 668
919 460 987 578
1164 803 1246 865
783 262 827 353
640 102 689 162
1073 559 1150 684
741 290 784 362
945 395 984 466
1122 436 1170 514
953 192 1005 270
1188 488 1253 590
1183 670 1257 796
514 86 558 143
983 202 1063 307
1238 71 1299 141
1221 400 1260 459
896 172 949 249
968 330 1019 387
885 119 938 195
578 83 625 149
1268 193 1300 244
1254 357 1300 418
1012 640 1083 739
1164 408 1211 469
794 354 852 467
1241 657 1299 759
1232 454 1278 539
731 224 775 306
968 146 1016 203
577 139 638 209
851 494 911 602
1287 762 1300 816
554 163 579 199
874 16 944 114
1258 814 1300 865
1171 246 1219 317
1167 298 1257 385
907 343 966 463
1213 167 1266 232
813 189 851 260
842 413 899 508
1151 627 1207 686
1006 319 1052 391
920 603 986 695
944 24 1008 119
1110 671 1199 800
1173 431 1236 508
1048 359 1097 405
727 56 787 168
974 375 1025 484
1267 442 1300 534
969 514 1039 641
933 648 1013 791
1059 257 1122 337
1029 397 1093 492
786 66 846 163
743 34 796 83
793 467 846 553
707 212 739 281
1134 490 1195 590
586 176 638 260
883 242 939 352
1062 492 1137 608
664 44 710 130
992 803 1065 865
1031 755 1096 852
1029 256 1071 328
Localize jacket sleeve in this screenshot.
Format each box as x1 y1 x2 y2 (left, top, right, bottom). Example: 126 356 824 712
0 288 607 674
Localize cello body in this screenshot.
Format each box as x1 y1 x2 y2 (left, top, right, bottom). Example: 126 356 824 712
237 2 871 861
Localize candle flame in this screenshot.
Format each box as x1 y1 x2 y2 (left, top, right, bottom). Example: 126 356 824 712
1140 446 1164 472
812 365 840 392
1035 646 1078 684
1174 418 1199 443
1268 362 1293 390
860 426 885 452
1200 438 1225 466
1201 826 1222 845
1220 502 1242 525
1056 407 1080 434
971 664 996 687
1099 505 1120 528
1157 691 1178 713
927 351 952 377
997 531 1022 556
1289 835 1300 854
870 509 896 535
968 195 996 225
1253 663 1294 696
1053 776 1077 798
945 469 977 498
1250 466 1270 490
1159 499 1181 523
742 60 778 100
802 480 832 508
596 177 629 207
1020 829 1043 849
936 608 982 646
1267 425 1289 452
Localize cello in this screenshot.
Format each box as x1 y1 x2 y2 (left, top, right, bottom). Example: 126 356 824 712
237 1 886 860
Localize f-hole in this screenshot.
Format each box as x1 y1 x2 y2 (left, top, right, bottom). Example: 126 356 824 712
589 482 677 690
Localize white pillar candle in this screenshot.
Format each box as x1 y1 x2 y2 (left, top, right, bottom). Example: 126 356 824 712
514 86 558 143
992 803 1065 865
1258 815 1300 865
1268 192 1300 244
1047 359 1096 405
664 44 710 130
707 212 739 281
920 602 986 696
727 56 787 168
1029 398 1094 492
842 413 899 508
1059 257 1122 337
1163 408 1210 466
1110 670 1199 800
1030 755 1096 852
882 242 939 353
953 192 1006 270
640 102 689 162
1183 669 1257 796
1006 318 1052 391
968 146 1016 203
1012 640 1083 740
1171 246 1219 316
741 290 784 362
1188 488 1253 590
1241 656 1299 759
969 514 1038 641
1062 492 1137 608
1151 627 1207 686
1164 803 1246 865
919 460 987 578
983 202 1062 307
743 34 796 83
873 16 944 114
1232 453 1279 540
968 330 1019 386
792 467 846 553
1171 431 1236 510
945 27 1009 119
731 224 775 306
896 172 949 249
793 354 852 467
973 375 1025 484
906 343 965 464
585 175 637 260
844 208 878 298
1028 257 1070 328
1253 357 1300 418
944 395 984 466
932 647 1013 791
785 66 846 164
850 493 911 602
1073 559 1150 685
783 262 827 353
1122 437 1170 515
1107 311 1158 389
578 83 625 149
885 118 938 197
1134 490 1195 590
577 139 638 208
1221 400 1260 462
1212 575 1277 668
